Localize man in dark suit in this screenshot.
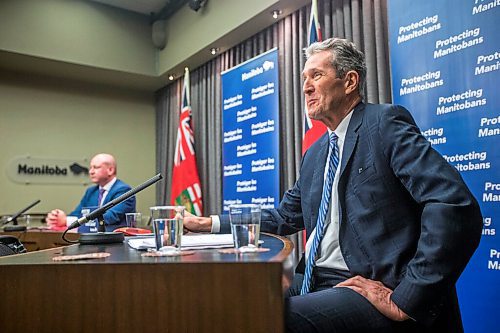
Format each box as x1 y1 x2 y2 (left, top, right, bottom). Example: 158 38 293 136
185 38 482 332
46 153 135 232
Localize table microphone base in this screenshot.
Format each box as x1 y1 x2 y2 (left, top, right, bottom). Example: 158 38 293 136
3 225 27 232
79 232 124 245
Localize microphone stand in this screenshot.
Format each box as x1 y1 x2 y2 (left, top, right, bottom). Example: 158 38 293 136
62 174 162 245
3 199 41 232
97 215 106 233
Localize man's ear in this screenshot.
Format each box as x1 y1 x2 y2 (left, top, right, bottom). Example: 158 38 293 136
344 70 359 95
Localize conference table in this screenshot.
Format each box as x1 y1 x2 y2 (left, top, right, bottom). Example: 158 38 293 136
0 231 294 333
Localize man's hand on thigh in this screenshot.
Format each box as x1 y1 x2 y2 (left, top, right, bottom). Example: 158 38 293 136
336 275 410 321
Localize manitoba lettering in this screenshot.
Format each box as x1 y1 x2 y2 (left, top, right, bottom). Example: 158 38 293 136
18 164 67 175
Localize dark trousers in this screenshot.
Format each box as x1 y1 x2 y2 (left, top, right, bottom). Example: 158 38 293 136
284 268 421 333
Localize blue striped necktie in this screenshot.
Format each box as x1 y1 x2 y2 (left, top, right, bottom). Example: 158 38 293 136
301 132 339 295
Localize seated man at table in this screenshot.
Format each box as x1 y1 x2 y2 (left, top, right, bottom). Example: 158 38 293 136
46 153 135 232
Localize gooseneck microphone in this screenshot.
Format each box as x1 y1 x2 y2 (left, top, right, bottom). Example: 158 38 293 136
67 173 163 231
63 173 162 244
3 199 41 232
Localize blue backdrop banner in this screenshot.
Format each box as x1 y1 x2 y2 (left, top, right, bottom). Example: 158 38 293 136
221 49 280 212
388 1 499 332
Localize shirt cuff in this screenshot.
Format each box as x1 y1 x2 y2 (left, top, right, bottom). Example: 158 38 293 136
210 215 220 233
66 216 79 232
66 216 77 227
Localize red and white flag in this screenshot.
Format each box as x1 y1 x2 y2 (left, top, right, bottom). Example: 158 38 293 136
171 68 203 216
302 0 327 154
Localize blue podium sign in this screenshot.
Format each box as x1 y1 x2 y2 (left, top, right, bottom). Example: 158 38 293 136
388 1 499 332
221 49 280 212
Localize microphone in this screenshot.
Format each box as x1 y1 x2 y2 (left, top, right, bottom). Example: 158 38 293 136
3 199 41 232
64 173 162 245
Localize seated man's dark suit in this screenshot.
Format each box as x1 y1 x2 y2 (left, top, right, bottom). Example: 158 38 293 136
219 102 483 332
69 179 136 232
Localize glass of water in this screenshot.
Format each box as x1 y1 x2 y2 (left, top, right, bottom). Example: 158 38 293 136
229 204 261 252
125 212 142 228
150 206 184 252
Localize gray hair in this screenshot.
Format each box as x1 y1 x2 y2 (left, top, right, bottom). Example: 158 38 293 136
305 38 366 100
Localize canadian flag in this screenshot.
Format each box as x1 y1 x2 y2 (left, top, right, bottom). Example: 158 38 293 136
302 0 327 154
170 68 203 216
302 0 326 248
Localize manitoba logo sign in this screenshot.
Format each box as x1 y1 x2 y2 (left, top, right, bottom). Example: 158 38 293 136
7 156 90 184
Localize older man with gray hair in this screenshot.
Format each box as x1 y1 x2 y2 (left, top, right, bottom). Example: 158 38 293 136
184 38 482 332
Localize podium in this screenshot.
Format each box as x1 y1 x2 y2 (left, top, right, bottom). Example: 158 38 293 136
0 233 294 332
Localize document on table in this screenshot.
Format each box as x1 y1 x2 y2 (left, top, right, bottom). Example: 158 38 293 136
127 233 234 250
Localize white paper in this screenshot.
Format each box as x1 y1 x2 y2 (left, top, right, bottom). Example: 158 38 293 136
127 233 234 250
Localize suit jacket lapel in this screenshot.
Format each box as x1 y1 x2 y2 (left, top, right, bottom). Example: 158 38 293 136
339 103 364 178
90 185 100 207
309 134 330 230
306 103 364 231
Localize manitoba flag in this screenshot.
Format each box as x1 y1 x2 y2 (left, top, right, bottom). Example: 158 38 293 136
302 0 327 154
170 68 203 216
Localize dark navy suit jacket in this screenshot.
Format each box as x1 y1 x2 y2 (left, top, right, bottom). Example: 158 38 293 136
221 103 482 330
69 179 136 232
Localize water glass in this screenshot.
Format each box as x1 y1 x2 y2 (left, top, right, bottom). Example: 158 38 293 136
229 204 261 252
150 206 184 251
125 213 142 228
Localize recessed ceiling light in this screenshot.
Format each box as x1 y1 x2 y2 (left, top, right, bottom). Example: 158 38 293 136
272 10 282 19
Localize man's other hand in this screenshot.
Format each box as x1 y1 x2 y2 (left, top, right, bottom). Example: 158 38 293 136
183 211 213 233
45 209 67 229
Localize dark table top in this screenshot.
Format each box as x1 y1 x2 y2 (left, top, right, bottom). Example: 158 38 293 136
0 232 293 266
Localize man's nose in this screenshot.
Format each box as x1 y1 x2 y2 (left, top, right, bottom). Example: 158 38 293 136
303 79 314 94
